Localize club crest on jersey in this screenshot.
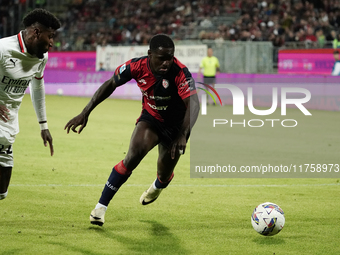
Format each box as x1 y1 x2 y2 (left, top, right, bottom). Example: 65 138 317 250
162 79 169 89
119 64 126 74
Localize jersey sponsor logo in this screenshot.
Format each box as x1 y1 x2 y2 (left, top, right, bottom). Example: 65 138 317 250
9 59 18 67
1 76 30 86
147 102 168 110
141 89 171 101
5 58 18 69
119 64 126 74
1 75 30 93
162 79 169 89
3 85 28 94
153 95 171 100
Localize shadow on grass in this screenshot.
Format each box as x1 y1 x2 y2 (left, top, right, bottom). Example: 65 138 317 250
252 236 286 245
88 226 106 232
47 241 102 255
92 220 189 255
0 248 25 255
45 220 188 254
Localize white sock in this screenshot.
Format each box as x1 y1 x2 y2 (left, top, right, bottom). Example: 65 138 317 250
95 203 107 210
0 191 8 200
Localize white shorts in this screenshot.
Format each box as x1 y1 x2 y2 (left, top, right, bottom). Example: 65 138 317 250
0 130 15 167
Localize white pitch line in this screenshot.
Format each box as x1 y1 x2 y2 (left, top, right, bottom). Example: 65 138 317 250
9 183 340 187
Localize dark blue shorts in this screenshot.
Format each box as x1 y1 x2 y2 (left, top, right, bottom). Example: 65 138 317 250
137 109 188 149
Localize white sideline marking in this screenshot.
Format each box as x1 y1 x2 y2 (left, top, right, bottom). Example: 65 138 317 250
9 183 340 187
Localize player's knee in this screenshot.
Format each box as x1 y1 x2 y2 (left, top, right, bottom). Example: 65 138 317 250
0 191 8 200
125 147 148 167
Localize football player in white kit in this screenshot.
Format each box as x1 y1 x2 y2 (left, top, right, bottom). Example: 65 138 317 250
0 9 60 200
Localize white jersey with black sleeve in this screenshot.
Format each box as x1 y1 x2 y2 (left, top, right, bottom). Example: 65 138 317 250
0 31 48 137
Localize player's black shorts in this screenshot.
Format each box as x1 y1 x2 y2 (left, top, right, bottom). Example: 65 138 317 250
203 76 216 85
137 109 189 149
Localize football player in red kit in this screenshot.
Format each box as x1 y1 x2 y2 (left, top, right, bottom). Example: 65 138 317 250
65 34 199 226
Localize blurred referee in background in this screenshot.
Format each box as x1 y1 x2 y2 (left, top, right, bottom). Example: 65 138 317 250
198 47 220 104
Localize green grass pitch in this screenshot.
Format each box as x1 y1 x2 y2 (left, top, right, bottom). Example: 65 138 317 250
0 95 339 255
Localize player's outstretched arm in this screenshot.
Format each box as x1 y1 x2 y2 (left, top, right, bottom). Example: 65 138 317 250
170 93 200 159
65 77 117 134
29 78 53 156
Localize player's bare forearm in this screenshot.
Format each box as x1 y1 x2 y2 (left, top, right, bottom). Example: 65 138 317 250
170 94 200 159
180 93 200 137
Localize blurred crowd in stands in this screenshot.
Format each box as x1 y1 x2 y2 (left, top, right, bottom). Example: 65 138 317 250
1 0 340 51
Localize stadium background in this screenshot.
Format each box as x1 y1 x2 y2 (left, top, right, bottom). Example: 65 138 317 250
1 0 339 102
1 0 339 72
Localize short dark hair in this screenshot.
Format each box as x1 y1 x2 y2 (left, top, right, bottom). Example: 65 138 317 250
149 34 174 51
23 8 61 30
334 50 339 54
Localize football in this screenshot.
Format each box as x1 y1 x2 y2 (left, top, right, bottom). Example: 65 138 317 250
251 202 285 236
